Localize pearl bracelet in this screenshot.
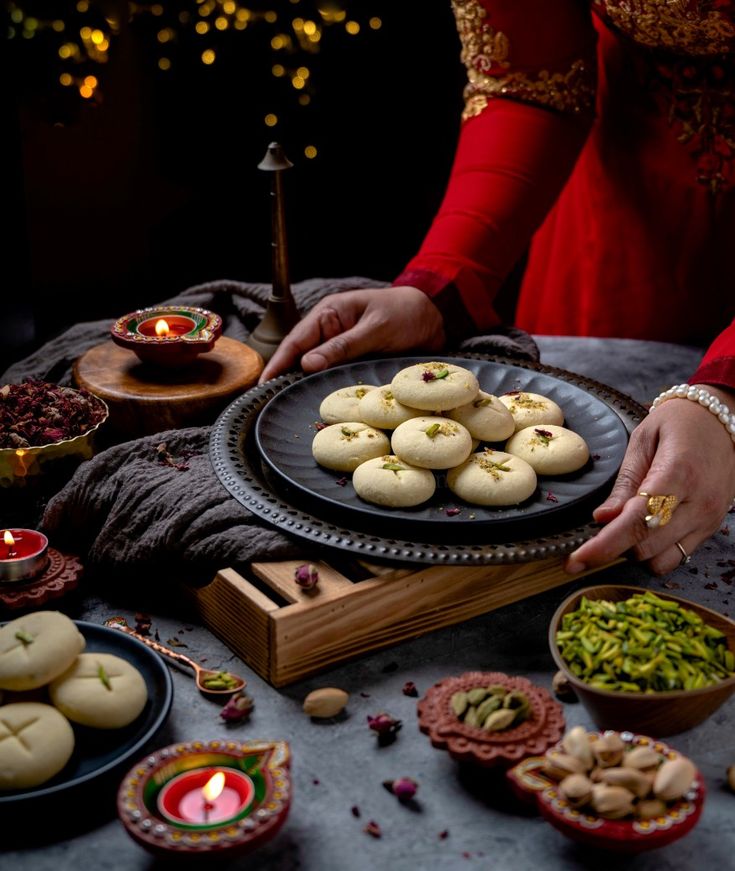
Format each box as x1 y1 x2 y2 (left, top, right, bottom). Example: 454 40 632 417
650 383 735 445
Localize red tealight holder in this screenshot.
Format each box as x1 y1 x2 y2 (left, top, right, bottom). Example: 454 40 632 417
0 529 49 583
118 740 291 858
110 306 223 368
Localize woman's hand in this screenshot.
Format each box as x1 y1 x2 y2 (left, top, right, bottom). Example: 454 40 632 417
565 385 735 575
258 286 446 382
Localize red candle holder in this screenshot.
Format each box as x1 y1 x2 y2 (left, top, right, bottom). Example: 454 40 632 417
118 740 291 857
111 306 223 368
0 529 49 583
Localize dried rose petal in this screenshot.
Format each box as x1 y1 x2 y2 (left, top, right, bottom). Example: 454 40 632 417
545 491 559 503
534 428 553 438
364 820 382 838
219 691 254 723
383 777 418 803
445 507 461 517
335 476 348 487
314 421 327 431
438 830 449 840
294 563 319 589
421 370 437 382
351 805 361 818
402 681 418 697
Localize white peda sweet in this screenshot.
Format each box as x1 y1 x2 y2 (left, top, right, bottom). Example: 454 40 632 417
352 455 436 508
447 391 515 442
319 384 378 424
357 385 424 429
50 652 148 729
504 424 590 475
498 391 565 432
390 362 479 412
391 416 473 470
447 450 537 506
0 702 75 790
312 422 391 472
0 611 86 691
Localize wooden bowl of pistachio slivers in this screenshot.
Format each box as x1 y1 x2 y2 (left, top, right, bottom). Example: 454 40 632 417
550 585 735 737
417 672 565 768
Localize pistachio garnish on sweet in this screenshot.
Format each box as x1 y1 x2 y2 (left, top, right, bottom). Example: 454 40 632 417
591 733 625 768
591 783 636 819
424 423 441 439
97 662 112 691
653 757 697 801
14 630 34 645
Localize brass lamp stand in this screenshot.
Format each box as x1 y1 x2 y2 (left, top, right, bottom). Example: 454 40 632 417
246 142 300 363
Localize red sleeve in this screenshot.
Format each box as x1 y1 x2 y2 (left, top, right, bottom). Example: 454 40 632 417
394 0 597 341
690 318 735 390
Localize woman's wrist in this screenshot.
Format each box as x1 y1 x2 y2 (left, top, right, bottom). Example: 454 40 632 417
650 383 735 446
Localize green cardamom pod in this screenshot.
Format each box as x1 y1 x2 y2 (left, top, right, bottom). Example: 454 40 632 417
451 692 469 717
484 708 517 731
467 688 488 705
486 684 508 696
464 706 480 728
475 696 502 723
503 690 529 710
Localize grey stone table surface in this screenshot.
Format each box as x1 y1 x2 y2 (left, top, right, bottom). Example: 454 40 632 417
5 337 735 871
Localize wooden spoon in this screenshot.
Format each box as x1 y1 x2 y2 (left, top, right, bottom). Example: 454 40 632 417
104 615 246 701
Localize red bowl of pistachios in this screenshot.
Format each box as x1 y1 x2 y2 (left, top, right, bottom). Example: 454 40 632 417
549 585 735 737
507 727 705 853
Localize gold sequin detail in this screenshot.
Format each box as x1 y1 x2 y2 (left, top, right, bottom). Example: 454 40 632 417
595 1 735 57
452 0 595 119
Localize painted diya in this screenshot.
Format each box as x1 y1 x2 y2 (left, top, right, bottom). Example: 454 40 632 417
118 739 291 857
111 306 222 367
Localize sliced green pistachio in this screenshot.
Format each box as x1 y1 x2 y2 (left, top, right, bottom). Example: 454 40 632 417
14 630 34 645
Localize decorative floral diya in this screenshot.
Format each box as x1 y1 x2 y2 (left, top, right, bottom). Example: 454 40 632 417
417 672 565 768
111 306 223 367
117 740 291 857
506 731 705 853
0 547 83 611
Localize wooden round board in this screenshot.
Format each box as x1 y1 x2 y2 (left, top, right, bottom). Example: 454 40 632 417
74 337 263 437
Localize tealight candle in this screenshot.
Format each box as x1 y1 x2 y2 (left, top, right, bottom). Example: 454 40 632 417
157 768 255 828
0 529 49 583
137 315 197 338
110 306 223 367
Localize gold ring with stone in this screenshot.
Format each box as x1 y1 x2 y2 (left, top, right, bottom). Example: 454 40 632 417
674 541 691 566
638 492 679 529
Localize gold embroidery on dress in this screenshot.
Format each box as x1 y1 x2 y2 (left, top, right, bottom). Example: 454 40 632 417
452 0 595 119
595 1 735 57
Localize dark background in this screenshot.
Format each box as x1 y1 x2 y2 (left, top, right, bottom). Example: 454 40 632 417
3 0 467 370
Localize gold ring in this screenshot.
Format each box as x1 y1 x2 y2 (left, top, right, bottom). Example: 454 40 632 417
674 541 691 566
638 492 679 529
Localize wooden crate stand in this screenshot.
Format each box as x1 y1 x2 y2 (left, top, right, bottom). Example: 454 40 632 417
186 557 608 687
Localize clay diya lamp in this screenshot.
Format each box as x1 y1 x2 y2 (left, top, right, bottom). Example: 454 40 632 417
506 731 705 853
118 739 291 857
417 671 565 768
111 306 223 368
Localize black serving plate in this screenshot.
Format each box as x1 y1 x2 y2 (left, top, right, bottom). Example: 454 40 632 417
255 357 628 540
210 353 646 564
0 620 173 807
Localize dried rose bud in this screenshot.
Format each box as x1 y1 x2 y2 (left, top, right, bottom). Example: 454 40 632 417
364 820 382 838
421 370 437 382
351 805 361 818
402 681 419 697
219 691 254 723
367 712 402 744
294 563 319 590
383 777 418 803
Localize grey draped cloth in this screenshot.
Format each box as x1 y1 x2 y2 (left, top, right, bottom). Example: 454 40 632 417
2 278 538 585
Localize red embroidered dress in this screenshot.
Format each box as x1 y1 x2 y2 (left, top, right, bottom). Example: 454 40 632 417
395 0 735 388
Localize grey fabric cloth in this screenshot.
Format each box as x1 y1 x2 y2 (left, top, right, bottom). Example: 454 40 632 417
3 278 539 584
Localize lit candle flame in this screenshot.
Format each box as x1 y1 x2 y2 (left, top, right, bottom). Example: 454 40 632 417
3 531 15 547
202 771 226 803
155 318 171 337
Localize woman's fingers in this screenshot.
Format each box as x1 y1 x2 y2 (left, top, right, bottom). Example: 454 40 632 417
592 425 656 523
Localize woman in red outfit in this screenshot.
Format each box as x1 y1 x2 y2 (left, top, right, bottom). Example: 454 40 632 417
262 1 735 573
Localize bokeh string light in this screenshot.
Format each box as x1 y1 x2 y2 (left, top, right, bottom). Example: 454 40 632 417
8 1 382 148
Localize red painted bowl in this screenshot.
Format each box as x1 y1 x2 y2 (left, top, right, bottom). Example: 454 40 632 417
417 672 565 768
111 306 222 367
507 732 705 853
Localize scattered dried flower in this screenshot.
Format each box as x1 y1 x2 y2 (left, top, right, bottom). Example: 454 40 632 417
383 777 418 803
445 507 461 516
155 442 194 472
294 563 319 590
367 712 402 745
364 820 382 838
438 830 449 840
335 476 348 487
351 805 361 818
545 491 559 503
134 612 152 636
402 681 418 697
166 637 188 648
219 691 254 723
314 421 327 431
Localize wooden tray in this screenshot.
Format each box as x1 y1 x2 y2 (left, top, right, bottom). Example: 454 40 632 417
185 557 614 687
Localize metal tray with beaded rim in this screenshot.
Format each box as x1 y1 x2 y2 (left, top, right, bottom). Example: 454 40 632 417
210 353 646 565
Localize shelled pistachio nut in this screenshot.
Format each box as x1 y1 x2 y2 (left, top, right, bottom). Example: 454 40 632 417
559 773 593 808
653 757 696 802
590 783 636 819
623 746 662 772
302 687 349 718
636 798 667 820
597 766 651 798
562 725 594 770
